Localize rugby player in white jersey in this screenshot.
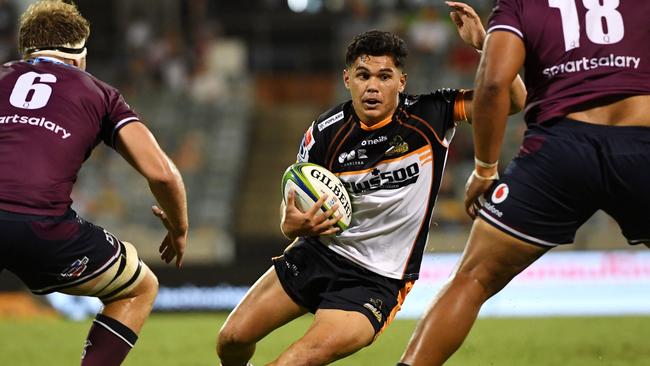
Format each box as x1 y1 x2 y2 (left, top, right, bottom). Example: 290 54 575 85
217 2 525 365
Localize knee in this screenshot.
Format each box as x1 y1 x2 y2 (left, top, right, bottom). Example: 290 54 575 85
140 269 159 302
275 339 347 366
217 321 256 356
452 265 505 300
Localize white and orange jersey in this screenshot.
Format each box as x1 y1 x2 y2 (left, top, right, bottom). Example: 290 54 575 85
296 89 465 280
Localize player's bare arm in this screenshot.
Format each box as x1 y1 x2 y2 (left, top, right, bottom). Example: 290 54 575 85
280 189 341 239
465 31 525 218
115 122 189 267
447 1 526 122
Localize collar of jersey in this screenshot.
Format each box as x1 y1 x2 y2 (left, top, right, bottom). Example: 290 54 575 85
359 114 393 131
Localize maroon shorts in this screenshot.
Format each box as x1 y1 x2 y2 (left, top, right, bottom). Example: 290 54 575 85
479 118 650 247
0 209 122 294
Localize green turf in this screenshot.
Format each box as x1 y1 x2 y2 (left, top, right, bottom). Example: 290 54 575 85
1 314 649 365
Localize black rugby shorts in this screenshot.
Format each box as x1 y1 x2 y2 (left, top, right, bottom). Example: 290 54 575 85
273 237 413 336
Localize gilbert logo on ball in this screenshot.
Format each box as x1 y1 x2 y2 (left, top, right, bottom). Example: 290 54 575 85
491 183 509 204
282 163 353 231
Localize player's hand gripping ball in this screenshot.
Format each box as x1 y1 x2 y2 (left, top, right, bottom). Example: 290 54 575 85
282 163 353 231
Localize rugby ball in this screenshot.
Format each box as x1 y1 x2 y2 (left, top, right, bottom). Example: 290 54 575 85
281 163 352 231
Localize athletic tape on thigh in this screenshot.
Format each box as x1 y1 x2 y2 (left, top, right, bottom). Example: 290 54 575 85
89 241 146 302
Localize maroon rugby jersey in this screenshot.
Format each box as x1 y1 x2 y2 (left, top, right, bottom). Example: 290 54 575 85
488 0 650 124
0 58 139 215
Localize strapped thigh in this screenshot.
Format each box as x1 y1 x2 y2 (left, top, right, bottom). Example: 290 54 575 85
82 241 147 302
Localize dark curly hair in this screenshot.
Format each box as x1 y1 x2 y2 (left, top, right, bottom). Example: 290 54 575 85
345 30 408 69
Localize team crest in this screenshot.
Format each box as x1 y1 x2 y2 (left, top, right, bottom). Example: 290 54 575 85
385 135 409 156
363 298 384 323
491 183 509 204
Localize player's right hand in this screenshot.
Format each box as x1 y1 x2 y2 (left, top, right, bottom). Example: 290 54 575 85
464 170 497 219
447 1 486 50
281 189 341 239
152 205 187 268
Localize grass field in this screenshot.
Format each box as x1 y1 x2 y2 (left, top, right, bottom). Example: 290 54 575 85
1 313 649 365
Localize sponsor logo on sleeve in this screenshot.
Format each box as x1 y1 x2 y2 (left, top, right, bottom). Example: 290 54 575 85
297 124 316 162
317 111 344 131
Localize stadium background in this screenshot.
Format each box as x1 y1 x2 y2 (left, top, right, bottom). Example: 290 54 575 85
1 1 649 365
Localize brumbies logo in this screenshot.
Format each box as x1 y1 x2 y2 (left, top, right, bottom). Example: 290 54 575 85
385 135 409 156
491 183 509 204
363 298 384 323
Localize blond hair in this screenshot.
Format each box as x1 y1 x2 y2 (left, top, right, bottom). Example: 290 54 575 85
19 0 90 57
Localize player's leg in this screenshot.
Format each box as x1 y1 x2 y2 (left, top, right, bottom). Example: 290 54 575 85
60 240 158 366
399 219 549 366
217 267 308 366
4 209 157 366
599 124 650 253
268 308 375 366
267 239 412 365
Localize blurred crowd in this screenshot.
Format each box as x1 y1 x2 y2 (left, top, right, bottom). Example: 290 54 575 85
0 0 622 263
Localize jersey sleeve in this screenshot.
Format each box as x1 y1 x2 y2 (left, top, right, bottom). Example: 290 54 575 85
487 0 524 40
99 86 140 148
296 103 349 166
412 88 460 140
296 121 325 165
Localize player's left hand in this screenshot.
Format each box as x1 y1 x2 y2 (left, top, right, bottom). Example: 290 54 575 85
152 205 187 268
446 1 486 50
464 170 497 219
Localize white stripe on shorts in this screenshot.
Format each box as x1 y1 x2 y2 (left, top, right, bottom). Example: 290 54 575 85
478 209 560 247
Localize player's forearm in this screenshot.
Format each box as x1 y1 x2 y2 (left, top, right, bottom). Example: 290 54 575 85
508 75 526 114
148 160 189 235
472 32 526 172
472 71 510 172
279 201 297 240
